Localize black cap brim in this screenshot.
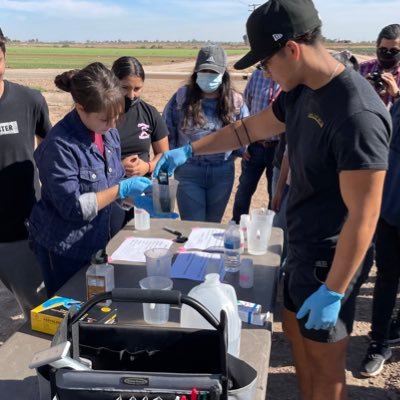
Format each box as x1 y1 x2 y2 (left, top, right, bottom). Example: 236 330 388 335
234 50 261 70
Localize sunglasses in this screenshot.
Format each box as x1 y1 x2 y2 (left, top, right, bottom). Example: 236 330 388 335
378 47 400 56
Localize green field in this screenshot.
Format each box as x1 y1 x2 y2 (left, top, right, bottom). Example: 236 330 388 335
5 46 248 69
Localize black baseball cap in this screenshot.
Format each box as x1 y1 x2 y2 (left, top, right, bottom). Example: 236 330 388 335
195 45 227 74
234 0 322 70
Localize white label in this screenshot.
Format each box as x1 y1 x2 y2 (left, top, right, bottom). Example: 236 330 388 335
0 121 19 135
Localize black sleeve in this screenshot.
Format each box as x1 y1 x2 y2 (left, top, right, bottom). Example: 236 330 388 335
331 111 390 172
272 91 286 123
35 93 51 138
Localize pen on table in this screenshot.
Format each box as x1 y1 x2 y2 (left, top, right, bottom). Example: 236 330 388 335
191 388 198 400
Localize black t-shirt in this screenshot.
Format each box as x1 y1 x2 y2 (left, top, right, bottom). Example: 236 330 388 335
272 68 390 256
117 98 169 161
0 80 51 242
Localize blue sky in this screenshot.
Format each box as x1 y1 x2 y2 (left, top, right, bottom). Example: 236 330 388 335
0 0 398 43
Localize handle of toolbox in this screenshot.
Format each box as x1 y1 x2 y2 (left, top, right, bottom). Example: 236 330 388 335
70 288 221 329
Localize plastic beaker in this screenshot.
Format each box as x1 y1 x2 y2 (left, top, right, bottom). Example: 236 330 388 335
144 248 173 278
134 206 150 230
139 276 173 324
152 178 179 214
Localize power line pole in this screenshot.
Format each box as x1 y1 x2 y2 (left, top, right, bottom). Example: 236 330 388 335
248 3 260 11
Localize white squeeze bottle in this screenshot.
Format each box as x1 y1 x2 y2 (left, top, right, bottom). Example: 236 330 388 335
180 273 242 357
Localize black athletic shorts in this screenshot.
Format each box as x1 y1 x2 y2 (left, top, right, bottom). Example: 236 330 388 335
283 245 374 343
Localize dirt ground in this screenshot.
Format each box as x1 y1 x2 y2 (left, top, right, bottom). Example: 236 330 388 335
1 56 399 399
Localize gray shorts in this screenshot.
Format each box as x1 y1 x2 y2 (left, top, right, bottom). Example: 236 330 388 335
0 239 46 318
283 246 373 343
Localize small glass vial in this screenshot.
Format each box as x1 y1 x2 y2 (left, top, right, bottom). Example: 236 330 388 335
239 258 254 289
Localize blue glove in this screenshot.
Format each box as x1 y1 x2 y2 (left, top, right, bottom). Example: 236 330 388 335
296 284 344 330
118 177 152 200
153 144 192 177
134 196 179 219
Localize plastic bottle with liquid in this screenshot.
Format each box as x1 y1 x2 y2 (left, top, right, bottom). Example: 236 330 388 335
223 220 241 273
180 273 242 357
239 258 254 289
239 214 250 253
86 249 114 306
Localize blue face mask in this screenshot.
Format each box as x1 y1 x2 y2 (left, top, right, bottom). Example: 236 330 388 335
196 72 223 93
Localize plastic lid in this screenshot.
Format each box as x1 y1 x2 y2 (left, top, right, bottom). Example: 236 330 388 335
91 249 108 265
240 214 250 223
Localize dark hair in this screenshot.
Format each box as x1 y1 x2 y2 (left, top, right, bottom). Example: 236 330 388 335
292 26 323 46
332 50 359 71
111 56 145 81
377 24 400 46
55 62 124 122
182 70 238 129
0 38 5 55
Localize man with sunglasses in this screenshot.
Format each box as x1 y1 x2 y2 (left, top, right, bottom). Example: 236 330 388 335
154 2 390 398
360 24 400 110
359 24 400 377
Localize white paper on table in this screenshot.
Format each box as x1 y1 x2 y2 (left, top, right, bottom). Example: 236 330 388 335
109 237 173 263
171 251 225 281
183 228 225 251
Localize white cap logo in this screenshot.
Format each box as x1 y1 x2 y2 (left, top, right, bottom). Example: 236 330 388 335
272 33 283 41
206 56 215 63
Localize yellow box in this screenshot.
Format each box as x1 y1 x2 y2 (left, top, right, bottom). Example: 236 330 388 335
31 296 116 335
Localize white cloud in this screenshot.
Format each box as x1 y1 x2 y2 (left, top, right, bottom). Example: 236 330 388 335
0 0 124 18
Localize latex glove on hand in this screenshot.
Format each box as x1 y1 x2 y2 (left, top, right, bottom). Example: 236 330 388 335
118 177 152 200
153 143 192 177
134 196 179 219
296 284 344 330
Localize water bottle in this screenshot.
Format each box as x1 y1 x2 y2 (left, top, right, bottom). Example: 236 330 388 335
224 220 241 273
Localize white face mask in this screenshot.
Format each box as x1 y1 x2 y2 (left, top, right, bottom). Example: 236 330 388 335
196 72 223 93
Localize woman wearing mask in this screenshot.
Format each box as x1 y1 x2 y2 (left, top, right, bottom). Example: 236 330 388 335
163 45 249 222
112 56 169 177
29 62 151 297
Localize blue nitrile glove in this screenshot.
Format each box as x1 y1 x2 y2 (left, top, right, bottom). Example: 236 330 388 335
153 144 193 177
296 284 344 330
134 196 179 219
118 177 152 200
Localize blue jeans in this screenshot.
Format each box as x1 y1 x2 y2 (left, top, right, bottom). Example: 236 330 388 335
371 218 400 343
31 240 90 297
174 161 234 222
232 142 276 223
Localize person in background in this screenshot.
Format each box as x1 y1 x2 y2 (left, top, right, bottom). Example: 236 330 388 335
359 23 400 110
163 45 249 222
154 1 390 398
110 56 169 229
112 56 169 177
232 67 281 223
29 62 151 297
0 33 51 318
359 25 400 377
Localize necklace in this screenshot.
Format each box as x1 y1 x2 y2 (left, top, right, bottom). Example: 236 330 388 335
328 62 341 83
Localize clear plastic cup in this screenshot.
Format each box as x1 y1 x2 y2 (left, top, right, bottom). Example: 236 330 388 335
134 206 150 230
144 248 173 278
152 178 179 214
139 276 173 324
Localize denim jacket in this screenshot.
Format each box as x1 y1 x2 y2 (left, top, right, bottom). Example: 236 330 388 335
29 110 124 260
163 86 249 165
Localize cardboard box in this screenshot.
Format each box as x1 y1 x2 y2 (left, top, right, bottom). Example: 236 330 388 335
238 310 269 326
31 296 117 335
